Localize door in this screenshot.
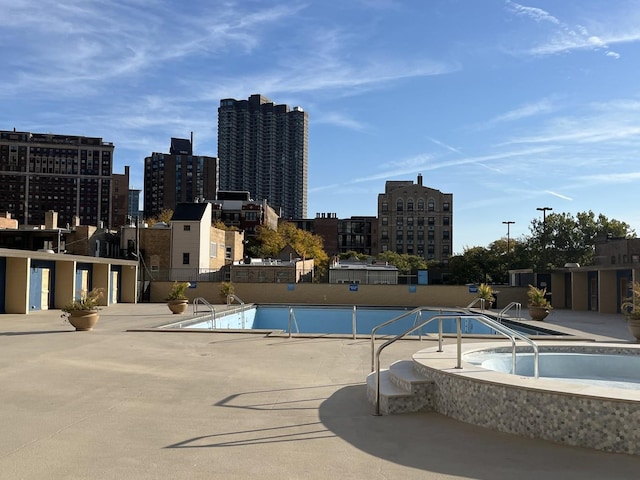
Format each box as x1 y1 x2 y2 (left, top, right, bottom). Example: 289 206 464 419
40 268 50 310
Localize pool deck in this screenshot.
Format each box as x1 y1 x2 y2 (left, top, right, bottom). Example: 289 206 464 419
1 304 639 479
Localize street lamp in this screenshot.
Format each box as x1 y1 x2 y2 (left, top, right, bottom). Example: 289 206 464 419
502 221 515 254
536 207 553 268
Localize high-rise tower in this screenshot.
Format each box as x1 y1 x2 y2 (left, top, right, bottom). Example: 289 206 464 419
217 94 308 219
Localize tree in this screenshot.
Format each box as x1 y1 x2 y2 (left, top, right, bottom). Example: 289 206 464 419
376 251 428 275
528 210 635 269
255 222 329 281
145 208 173 226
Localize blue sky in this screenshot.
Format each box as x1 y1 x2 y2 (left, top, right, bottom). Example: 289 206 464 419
2 0 640 254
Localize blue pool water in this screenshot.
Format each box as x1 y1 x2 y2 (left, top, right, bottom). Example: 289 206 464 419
169 305 563 337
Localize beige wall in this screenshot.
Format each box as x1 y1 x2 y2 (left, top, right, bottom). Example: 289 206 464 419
150 281 529 309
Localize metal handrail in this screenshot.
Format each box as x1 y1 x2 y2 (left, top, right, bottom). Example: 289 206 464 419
371 307 458 371
498 302 522 321
226 295 246 328
288 307 300 338
193 297 216 329
373 313 539 416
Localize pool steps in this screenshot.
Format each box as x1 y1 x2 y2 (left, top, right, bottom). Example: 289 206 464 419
365 360 435 414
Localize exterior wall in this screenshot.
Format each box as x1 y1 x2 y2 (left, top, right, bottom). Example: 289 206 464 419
0 130 114 228
111 166 130 228
0 248 137 314
378 175 452 264
209 227 227 270
140 227 171 274
0 213 18 229
225 230 244 264
149 282 529 308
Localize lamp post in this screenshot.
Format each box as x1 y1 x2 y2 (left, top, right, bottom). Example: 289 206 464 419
536 207 553 268
502 221 515 254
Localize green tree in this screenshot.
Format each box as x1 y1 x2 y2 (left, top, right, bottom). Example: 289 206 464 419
376 251 428 275
528 210 635 269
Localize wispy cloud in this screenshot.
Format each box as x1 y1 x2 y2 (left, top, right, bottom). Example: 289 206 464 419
505 0 624 58
544 190 573 201
428 137 463 155
315 113 370 132
487 99 555 125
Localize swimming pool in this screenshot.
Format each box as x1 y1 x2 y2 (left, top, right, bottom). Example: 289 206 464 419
161 304 565 337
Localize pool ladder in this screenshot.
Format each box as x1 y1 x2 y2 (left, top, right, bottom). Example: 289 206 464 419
371 308 539 416
193 297 216 329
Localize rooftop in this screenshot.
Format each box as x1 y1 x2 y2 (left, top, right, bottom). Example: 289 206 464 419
0 305 639 478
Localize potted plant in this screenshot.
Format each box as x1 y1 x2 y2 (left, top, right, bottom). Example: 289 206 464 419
476 283 495 310
166 281 190 314
220 281 235 303
61 287 105 331
621 281 640 341
527 284 552 321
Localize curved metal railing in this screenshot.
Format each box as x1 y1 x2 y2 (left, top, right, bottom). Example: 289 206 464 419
372 313 539 416
498 302 522 321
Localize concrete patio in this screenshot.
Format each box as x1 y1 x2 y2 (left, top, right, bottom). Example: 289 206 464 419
1 304 639 479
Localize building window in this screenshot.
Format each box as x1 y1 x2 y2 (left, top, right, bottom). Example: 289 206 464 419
381 202 388 212
183 225 191 231
443 230 450 240
407 200 414 211
443 217 450 226
210 242 217 258
443 202 450 211
182 253 190 265
428 217 435 225
382 216 388 226
418 199 424 211
428 200 435 211
396 199 403 212
226 246 232 260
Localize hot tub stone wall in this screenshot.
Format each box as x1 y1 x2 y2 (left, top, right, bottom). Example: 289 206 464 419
413 345 640 456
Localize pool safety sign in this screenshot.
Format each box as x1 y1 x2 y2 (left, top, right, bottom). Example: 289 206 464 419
349 283 359 292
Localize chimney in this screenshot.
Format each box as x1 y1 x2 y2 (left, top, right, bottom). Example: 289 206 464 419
45 210 58 229
417 173 423 186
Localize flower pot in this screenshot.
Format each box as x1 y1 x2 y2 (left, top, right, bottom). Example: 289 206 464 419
168 299 188 314
528 305 550 321
68 310 100 331
627 319 640 342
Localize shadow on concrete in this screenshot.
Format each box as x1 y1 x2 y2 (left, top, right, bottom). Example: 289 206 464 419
0 330 70 336
317 385 640 480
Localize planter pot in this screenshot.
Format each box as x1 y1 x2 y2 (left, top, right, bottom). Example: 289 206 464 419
68 310 100 331
168 299 188 314
528 305 550 321
627 319 640 342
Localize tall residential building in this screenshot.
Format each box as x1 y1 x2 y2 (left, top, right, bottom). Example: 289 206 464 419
217 94 308 219
0 129 115 227
143 137 218 219
377 174 453 264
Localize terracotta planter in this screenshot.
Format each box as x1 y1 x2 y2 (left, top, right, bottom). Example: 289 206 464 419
627 319 640 342
68 310 100 331
168 299 188 314
528 305 550 321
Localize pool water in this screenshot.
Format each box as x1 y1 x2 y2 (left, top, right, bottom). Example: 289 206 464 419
173 305 563 337
464 351 640 389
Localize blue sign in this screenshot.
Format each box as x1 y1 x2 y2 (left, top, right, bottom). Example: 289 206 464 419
468 284 478 293
288 284 295 291
189 282 197 288
417 270 428 285
349 283 359 292
409 285 417 293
